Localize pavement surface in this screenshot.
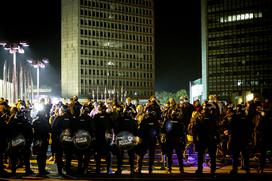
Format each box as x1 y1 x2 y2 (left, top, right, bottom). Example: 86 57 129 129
1 149 272 180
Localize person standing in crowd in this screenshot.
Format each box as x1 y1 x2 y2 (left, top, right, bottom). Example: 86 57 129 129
179 96 194 134
136 96 161 174
161 98 186 174
44 97 53 120
219 105 233 161
7 107 34 177
123 97 137 119
187 99 203 159
257 99 272 174
71 105 94 175
230 104 252 174
0 100 8 176
32 107 51 177
114 102 138 175
48 105 60 162
51 105 73 176
192 100 219 176
92 102 113 174
72 96 82 118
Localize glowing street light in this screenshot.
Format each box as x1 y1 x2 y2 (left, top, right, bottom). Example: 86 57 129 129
27 59 49 99
0 41 29 103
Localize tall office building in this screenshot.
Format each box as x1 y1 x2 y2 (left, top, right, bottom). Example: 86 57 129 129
201 0 272 101
61 0 155 99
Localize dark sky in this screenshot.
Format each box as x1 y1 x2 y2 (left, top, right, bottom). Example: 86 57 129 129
0 0 201 95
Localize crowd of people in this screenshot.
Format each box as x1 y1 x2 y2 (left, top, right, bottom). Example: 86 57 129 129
0 94 271 178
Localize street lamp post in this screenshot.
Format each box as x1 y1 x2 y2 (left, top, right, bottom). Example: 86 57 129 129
0 42 29 103
27 59 49 100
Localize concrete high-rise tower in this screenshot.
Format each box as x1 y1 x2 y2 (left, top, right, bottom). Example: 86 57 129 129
61 0 155 100
201 0 272 102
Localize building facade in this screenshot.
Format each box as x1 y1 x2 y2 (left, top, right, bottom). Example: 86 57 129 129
189 78 203 104
201 0 272 101
61 0 155 99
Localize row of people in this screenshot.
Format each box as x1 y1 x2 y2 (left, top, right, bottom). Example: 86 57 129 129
0 95 271 177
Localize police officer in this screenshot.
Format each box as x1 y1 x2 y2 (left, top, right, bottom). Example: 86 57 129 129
32 108 51 176
92 102 113 174
0 100 8 176
161 98 186 174
192 102 219 175
138 96 161 174
258 100 272 174
51 105 74 176
136 102 160 174
230 104 252 174
114 106 138 175
7 107 34 177
71 106 94 175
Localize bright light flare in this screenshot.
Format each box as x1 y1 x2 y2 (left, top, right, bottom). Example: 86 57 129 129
20 42 29 47
42 59 49 64
51 97 60 105
0 42 7 47
18 48 24 54
35 103 44 112
246 93 254 102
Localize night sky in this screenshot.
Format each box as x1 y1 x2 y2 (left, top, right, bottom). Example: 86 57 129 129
0 0 201 95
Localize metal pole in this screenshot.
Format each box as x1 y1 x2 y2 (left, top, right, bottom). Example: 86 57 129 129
13 51 17 103
37 66 40 99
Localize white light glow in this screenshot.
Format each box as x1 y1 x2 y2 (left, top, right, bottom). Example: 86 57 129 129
51 97 60 105
35 103 44 112
246 93 254 102
191 84 203 99
18 48 24 54
220 12 261 23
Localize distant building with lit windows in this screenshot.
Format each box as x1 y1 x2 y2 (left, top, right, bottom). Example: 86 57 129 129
61 0 155 99
201 0 272 102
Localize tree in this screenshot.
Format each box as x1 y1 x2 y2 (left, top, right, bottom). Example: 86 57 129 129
155 89 187 105
175 89 187 100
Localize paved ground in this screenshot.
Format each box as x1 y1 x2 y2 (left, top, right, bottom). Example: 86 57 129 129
1 153 272 180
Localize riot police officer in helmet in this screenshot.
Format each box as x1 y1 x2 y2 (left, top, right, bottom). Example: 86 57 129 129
192 102 219 176
161 98 186 174
71 105 94 175
230 104 251 174
92 102 113 174
114 107 138 175
7 107 34 176
136 106 160 174
32 108 51 176
52 105 74 176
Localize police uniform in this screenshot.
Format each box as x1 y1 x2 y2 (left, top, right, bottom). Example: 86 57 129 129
71 111 94 175
92 107 113 174
0 102 8 174
193 103 219 175
32 110 51 176
136 110 160 174
161 106 186 174
7 109 33 176
51 110 74 175
114 110 138 175
230 105 252 174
